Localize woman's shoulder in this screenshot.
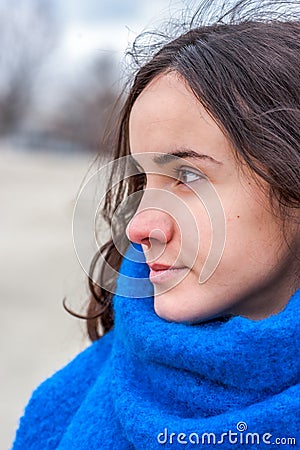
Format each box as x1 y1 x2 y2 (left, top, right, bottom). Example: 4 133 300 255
30 329 114 401
43 329 114 387
12 330 114 450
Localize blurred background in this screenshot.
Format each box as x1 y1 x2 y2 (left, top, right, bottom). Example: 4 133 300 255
0 0 186 447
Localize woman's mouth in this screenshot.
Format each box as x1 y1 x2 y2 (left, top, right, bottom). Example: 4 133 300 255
148 263 188 284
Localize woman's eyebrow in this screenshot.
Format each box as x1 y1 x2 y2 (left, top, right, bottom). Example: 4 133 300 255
152 149 222 165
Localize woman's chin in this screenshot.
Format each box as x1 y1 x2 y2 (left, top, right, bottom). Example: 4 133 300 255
154 293 211 324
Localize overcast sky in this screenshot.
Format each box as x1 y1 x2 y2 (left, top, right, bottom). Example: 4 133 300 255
17 0 187 114
56 0 187 63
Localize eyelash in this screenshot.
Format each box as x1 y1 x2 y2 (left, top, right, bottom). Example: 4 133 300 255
172 167 205 185
133 166 205 188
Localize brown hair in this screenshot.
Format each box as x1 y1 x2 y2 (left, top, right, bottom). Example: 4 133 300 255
85 0 300 340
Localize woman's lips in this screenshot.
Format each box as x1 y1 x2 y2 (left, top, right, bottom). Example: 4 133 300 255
148 263 188 284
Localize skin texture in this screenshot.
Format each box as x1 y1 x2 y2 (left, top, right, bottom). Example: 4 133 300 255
126 71 299 323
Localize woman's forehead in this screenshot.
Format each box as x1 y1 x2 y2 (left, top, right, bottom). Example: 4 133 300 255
128 72 233 166
130 72 199 118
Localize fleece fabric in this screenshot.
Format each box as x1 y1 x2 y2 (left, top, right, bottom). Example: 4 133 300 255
12 244 300 449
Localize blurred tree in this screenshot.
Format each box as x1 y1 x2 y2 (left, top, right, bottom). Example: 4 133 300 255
0 0 57 135
49 54 120 153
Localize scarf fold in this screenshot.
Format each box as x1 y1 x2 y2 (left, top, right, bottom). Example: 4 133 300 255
13 244 300 449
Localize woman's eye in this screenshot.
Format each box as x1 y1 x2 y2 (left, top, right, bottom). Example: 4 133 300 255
174 167 204 185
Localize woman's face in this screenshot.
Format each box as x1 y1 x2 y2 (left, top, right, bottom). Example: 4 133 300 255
126 71 298 323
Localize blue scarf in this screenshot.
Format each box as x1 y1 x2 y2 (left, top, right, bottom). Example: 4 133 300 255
13 245 300 449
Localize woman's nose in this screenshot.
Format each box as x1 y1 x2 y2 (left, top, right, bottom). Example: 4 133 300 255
126 207 174 248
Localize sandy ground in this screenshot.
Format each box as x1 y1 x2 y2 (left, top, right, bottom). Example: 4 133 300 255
0 145 102 449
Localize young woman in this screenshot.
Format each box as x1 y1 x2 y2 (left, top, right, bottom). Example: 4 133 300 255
13 1 299 448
